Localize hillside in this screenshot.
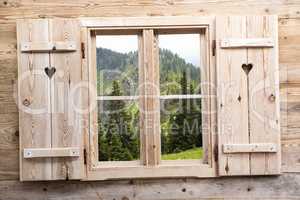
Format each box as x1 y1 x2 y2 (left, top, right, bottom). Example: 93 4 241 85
96 47 201 96
97 47 202 161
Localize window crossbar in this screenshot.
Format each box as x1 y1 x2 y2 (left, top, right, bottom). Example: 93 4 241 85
96 94 202 101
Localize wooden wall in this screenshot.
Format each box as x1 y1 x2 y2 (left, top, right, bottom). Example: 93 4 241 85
1 0 300 199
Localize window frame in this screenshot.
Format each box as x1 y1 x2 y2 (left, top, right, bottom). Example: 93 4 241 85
81 16 217 180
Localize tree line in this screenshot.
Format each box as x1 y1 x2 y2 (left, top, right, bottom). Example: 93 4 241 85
97 48 202 161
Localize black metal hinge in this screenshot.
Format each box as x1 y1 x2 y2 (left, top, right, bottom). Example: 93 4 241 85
213 144 218 163
212 39 216 56
81 42 85 59
83 148 87 165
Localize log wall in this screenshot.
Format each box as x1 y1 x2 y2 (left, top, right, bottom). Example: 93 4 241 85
1 0 300 199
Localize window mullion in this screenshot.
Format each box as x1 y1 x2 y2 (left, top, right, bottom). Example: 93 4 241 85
139 29 160 166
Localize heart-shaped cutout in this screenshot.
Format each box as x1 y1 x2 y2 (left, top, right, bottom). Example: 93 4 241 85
44 67 56 79
242 63 253 75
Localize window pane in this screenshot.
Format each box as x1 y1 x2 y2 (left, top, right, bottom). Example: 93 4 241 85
98 100 140 161
96 35 138 96
159 34 201 95
96 35 140 162
159 34 203 160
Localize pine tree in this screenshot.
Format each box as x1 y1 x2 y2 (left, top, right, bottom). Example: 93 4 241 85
167 70 203 153
181 70 188 113
99 80 139 161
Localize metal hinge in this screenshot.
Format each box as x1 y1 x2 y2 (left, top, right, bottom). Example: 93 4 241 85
213 145 218 162
83 149 87 165
212 39 216 56
81 42 85 59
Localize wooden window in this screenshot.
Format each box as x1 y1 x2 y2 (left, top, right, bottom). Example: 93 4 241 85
83 17 217 180
17 16 281 181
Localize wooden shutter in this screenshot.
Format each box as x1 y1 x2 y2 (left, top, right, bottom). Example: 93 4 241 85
17 19 84 181
216 16 281 176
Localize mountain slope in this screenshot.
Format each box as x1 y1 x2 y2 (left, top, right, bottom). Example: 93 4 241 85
96 47 201 95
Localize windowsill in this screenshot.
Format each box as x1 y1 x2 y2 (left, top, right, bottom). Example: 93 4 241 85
85 160 215 180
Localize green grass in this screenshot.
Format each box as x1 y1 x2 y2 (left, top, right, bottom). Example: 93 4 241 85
162 147 203 160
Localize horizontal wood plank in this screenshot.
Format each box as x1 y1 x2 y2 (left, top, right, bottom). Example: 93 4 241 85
223 143 277 153
2 174 300 200
21 41 76 52
220 38 274 48
81 16 214 27
88 164 215 180
23 148 80 158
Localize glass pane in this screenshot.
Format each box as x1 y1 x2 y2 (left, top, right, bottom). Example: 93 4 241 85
98 100 140 161
159 34 201 95
96 35 140 162
96 35 138 96
159 34 203 160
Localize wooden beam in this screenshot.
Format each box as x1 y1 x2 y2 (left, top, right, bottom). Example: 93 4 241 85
1 174 300 199
139 29 161 166
23 148 80 158
21 41 77 52
220 38 274 48
80 16 214 27
223 144 277 153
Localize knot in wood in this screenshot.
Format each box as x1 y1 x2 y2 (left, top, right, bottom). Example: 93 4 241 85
268 94 276 102
22 99 30 107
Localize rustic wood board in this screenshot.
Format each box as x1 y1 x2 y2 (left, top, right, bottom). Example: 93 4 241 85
1 174 300 199
17 19 52 181
247 16 281 175
216 16 250 176
49 19 84 180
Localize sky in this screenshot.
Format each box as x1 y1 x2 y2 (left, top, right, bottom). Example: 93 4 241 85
96 34 200 67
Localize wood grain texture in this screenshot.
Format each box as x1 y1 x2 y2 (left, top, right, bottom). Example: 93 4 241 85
139 29 160 166
49 19 84 180
0 0 300 182
216 16 250 176
1 0 300 19
17 19 83 181
21 41 76 52
87 30 98 170
1 174 300 199
217 16 281 176
223 143 277 153
247 16 281 175
23 147 80 158
17 19 52 181
220 38 274 48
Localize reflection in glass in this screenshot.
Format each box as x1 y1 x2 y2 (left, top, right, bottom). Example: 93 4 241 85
96 35 139 161
159 34 203 160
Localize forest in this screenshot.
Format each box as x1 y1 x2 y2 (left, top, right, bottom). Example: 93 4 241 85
97 47 203 161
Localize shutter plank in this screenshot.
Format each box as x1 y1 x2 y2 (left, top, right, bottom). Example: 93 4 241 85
17 19 52 181
220 38 274 48
21 41 77 52
24 147 80 158
247 16 280 175
217 16 250 176
49 19 84 180
223 143 277 153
